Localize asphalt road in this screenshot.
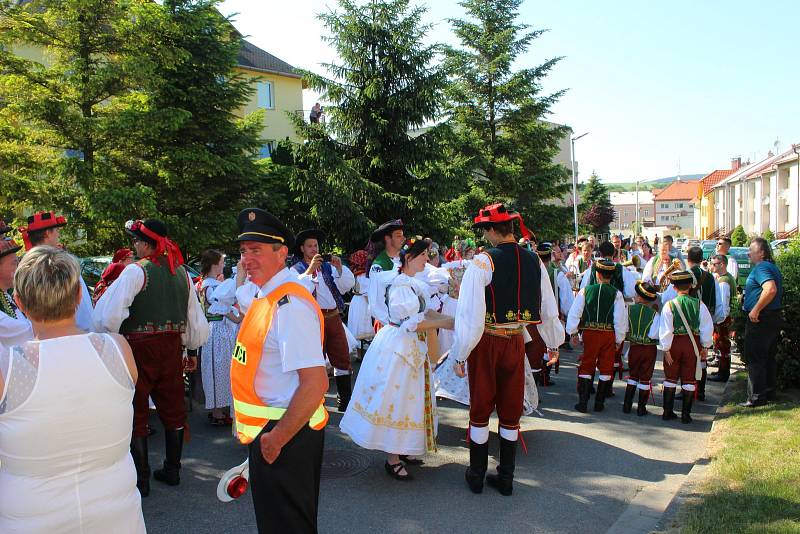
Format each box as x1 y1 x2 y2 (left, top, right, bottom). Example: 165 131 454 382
141 347 722 534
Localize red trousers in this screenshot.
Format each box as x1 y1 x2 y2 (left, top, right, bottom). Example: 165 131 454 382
468 332 525 430
578 329 617 378
664 335 700 386
525 323 546 372
714 317 732 356
627 344 658 385
323 311 351 371
128 332 185 438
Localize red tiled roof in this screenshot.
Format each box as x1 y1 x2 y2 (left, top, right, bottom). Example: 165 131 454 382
653 180 701 201
700 169 734 196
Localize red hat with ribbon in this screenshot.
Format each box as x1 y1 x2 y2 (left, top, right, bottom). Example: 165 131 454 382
111 248 134 264
18 211 68 250
472 203 532 240
125 219 184 274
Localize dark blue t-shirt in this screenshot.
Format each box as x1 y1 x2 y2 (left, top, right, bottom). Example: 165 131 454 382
743 261 783 312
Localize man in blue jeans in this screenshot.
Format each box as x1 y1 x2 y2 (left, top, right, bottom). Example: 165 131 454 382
741 237 783 407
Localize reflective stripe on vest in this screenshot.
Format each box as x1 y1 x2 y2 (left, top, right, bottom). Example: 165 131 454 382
230 281 329 445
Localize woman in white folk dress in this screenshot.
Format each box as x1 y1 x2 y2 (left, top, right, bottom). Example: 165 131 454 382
340 237 453 481
346 250 374 342
0 247 145 533
198 250 242 426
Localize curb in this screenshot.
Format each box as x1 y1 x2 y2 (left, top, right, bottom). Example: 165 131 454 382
603 360 743 534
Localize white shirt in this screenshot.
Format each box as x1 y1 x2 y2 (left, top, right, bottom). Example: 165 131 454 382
725 254 739 280
75 277 94 332
92 262 209 349
714 279 731 324
449 253 564 362
556 271 575 316
297 263 355 310
236 281 259 315
252 268 326 408
565 286 628 344
642 256 685 287
658 298 714 350
368 255 400 277
0 307 32 348
579 262 637 299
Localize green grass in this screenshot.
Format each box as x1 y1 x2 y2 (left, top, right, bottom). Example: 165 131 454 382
679 376 800 534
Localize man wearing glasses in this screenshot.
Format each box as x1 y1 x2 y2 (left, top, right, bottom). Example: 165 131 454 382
715 237 739 281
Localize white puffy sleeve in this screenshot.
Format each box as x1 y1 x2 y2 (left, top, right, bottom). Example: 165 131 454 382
75 277 95 332
449 253 493 363
0 312 32 347
387 283 424 332
565 289 586 335
622 269 637 299
642 257 656 285
699 302 714 348
334 265 356 294
659 301 675 351
613 291 627 344
580 269 590 290
368 270 398 326
556 272 574 316
648 312 661 340
92 264 144 333
536 259 565 349
183 273 210 350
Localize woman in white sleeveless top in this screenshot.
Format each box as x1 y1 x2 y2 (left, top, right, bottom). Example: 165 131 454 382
0 246 145 533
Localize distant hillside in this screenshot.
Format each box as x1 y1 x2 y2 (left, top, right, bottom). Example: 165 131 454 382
601 174 705 192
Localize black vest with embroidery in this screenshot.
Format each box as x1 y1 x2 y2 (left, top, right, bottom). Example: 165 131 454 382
484 243 542 325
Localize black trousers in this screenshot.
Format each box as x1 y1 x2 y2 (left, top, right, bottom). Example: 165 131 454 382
248 420 325 534
744 309 783 402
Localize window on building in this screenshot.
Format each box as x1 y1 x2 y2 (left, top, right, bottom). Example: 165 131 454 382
257 81 274 109
676 202 684 208
643 209 649 216
660 203 669 209
623 210 630 218
259 141 276 159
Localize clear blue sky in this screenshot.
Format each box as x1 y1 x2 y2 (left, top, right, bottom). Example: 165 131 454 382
220 0 800 183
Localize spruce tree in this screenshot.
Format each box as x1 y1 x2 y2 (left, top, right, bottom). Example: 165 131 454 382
444 0 571 239
579 172 613 234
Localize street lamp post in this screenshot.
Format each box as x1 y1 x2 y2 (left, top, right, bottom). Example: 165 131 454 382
570 132 589 244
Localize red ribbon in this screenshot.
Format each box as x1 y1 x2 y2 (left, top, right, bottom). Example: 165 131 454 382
131 221 184 274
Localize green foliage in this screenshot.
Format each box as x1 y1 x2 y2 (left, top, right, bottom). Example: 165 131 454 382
763 228 776 242
579 172 613 233
774 239 800 388
443 0 571 239
731 224 748 247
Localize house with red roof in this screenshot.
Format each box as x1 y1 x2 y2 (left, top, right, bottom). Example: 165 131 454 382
696 162 737 238
653 179 701 236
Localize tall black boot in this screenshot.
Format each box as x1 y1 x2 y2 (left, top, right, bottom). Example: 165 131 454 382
709 355 730 382
154 427 184 486
575 377 591 413
486 437 517 496
532 370 544 387
697 369 707 401
636 388 650 416
622 384 637 413
544 363 554 386
465 439 488 494
681 390 694 424
662 387 678 420
594 379 610 412
335 374 352 412
130 436 150 497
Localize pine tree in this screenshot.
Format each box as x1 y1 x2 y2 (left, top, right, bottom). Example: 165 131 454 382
762 228 776 243
444 0 571 239
731 224 747 247
579 172 613 234
287 0 458 250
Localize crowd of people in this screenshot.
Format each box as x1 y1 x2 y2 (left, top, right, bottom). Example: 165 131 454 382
0 204 784 533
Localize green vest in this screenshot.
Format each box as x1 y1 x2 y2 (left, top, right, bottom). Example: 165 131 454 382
670 295 700 336
587 261 625 293
120 259 190 335
372 250 395 273
581 283 618 331
717 272 737 314
689 265 716 312
627 303 658 345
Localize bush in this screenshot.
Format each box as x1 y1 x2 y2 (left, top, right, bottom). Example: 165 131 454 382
762 228 776 242
731 224 747 247
774 239 800 388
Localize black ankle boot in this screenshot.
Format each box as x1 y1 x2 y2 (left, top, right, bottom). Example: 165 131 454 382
130 436 150 497
697 369 707 401
486 437 517 496
594 380 610 412
335 374 352 412
465 439 488 494
154 428 184 486
681 391 694 424
709 357 730 382
622 384 637 413
662 387 677 420
636 388 650 416
575 377 591 412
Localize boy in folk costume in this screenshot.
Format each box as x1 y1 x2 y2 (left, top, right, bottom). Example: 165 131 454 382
623 281 661 416
709 254 735 382
450 203 563 496
659 271 714 424
566 259 627 413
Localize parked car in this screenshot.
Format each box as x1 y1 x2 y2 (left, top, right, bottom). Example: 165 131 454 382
682 239 701 252
727 247 752 288
771 239 791 255
701 240 717 260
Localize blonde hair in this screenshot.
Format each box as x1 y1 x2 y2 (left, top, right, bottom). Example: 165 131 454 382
14 246 81 322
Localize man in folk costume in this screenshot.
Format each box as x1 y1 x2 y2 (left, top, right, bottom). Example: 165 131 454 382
658 270 714 423
293 229 356 411
93 219 209 496
709 254 735 382
368 219 404 276
526 243 573 386
684 246 718 400
566 259 627 413
18 211 94 332
450 203 564 496
232 209 329 533
610 234 629 263
0 222 32 347
642 240 685 291
622 281 661 416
